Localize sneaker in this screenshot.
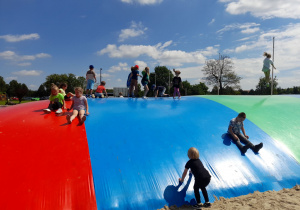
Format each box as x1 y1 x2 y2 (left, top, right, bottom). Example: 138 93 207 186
193 203 203 208
43 108 51 114
142 96 148 99
253 143 263 153
241 144 251 154
66 115 72 124
56 108 62 114
203 202 211 208
80 115 86 125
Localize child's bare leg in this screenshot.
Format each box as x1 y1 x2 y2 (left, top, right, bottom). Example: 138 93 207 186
79 110 86 124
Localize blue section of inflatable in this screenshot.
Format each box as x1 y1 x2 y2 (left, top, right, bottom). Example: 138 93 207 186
85 97 300 210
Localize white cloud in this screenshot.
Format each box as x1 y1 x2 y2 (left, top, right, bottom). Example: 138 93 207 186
5 76 18 81
0 33 40 42
17 62 32 66
120 0 163 5
117 79 122 82
29 84 38 90
12 70 43 76
217 23 260 34
98 41 218 67
108 62 129 73
0 51 51 62
220 0 300 19
119 21 148 42
208 19 215 25
134 60 147 70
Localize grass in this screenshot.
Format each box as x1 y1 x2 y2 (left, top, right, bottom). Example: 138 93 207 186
0 100 32 105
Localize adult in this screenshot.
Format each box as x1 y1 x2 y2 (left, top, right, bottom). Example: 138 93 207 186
262 52 276 87
86 65 97 97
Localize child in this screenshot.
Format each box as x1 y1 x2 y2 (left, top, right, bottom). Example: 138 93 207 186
262 52 276 87
59 83 74 103
172 69 183 99
128 65 142 97
86 65 97 97
66 87 89 125
152 84 168 97
95 81 108 98
141 67 150 99
179 147 211 209
43 83 65 114
228 112 263 154
119 92 124 98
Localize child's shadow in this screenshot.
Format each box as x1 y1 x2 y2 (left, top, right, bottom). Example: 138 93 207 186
163 173 196 207
222 133 232 146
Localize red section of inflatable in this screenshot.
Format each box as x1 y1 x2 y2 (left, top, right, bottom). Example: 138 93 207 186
0 101 97 210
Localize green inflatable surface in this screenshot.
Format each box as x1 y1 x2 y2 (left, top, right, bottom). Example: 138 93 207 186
199 95 300 163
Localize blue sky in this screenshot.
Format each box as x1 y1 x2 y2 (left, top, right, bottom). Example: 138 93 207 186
1 0 300 90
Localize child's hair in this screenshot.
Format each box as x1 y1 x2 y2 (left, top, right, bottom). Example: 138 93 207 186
173 69 181 75
89 65 94 69
51 83 59 92
263 52 271 58
74 87 83 94
101 81 106 85
238 112 246 118
59 82 67 88
145 67 150 74
188 147 200 159
119 92 123 96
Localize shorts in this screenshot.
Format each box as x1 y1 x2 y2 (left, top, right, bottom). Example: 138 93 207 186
87 79 94 90
95 92 104 98
141 80 148 86
262 66 270 73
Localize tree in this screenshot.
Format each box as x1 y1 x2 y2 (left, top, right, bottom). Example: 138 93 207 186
15 83 28 103
0 76 8 93
190 82 208 95
37 84 48 97
43 73 86 93
255 76 278 95
149 66 174 95
202 55 241 95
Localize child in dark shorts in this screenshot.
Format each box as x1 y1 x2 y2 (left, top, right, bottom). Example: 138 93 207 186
179 147 211 209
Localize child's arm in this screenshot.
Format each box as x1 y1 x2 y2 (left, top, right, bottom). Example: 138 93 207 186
241 126 249 139
63 99 66 109
179 168 188 182
67 100 74 111
228 125 239 140
85 99 89 115
105 90 108 97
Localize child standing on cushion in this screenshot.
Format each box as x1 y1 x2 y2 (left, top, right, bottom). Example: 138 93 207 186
172 69 183 99
179 147 211 209
43 83 65 114
95 81 108 98
262 52 276 87
66 87 89 125
141 67 150 99
86 65 97 97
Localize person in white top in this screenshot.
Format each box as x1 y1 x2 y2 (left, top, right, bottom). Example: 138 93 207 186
262 52 276 87
86 65 97 97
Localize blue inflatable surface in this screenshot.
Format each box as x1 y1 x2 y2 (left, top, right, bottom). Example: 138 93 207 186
85 97 300 209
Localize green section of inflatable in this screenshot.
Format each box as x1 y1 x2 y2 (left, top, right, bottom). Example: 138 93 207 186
199 95 300 163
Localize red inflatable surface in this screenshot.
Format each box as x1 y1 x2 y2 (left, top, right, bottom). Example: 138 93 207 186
0 101 97 210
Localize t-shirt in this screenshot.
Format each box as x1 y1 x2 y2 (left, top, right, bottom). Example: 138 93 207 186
86 70 96 81
263 58 274 70
96 85 106 93
59 88 66 96
131 70 139 80
173 76 182 88
49 93 64 104
141 71 149 82
185 159 211 180
228 118 243 134
72 95 87 110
